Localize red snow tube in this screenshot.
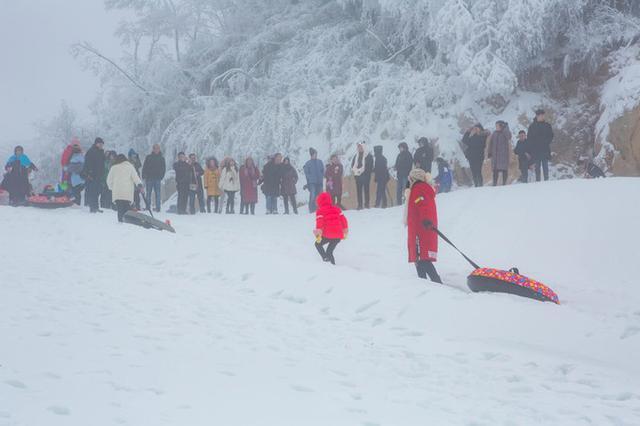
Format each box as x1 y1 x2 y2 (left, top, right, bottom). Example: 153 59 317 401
28 195 75 209
467 268 560 304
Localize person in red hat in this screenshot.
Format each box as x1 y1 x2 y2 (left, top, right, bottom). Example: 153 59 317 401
313 192 348 265
406 169 442 283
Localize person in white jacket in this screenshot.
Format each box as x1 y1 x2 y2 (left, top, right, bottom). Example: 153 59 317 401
219 158 240 214
106 154 143 222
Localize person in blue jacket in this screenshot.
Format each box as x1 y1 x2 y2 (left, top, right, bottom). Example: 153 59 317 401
65 144 86 204
435 157 453 193
303 148 324 213
2 146 38 205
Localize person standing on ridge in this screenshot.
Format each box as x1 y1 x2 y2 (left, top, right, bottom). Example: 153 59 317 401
462 124 488 188
394 142 413 205
261 153 283 214
204 157 222 213
514 130 532 183
220 158 240 214
189 153 206 214
373 145 390 208
325 154 344 209
281 157 299 215
414 137 434 173
406 169 442 284
82 137 106 213
173 152 193 215
350 142 373 210
141 144 166 212
303 148 324 213
527 109 554 182
488 121 512 186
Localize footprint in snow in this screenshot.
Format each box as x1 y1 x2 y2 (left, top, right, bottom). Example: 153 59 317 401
218 371 236 377
48 406 71 416
621 326 640 339
241 273 252 282
4 380 27 389
355 300 380 314
291 385 314 393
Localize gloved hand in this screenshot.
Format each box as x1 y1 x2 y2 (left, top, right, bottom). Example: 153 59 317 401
423 220 434 230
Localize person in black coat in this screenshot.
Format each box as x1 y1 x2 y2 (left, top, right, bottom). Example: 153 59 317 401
373 145 390 208
513 130 532 183
173 152 194 215
261 153 283 214
141 144 166 212
462 124 488 187
189 153 205 214
527 109 554 181
394 142 413 205
82 137 106 213
414 137 434 173
350 142 374 210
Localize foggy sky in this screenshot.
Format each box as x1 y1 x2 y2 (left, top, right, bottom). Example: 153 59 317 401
0 0 123 147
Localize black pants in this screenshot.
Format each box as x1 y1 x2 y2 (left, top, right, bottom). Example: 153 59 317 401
86 180 102 212
177 185 189 214
415 260 442 283
283 194 298 214
101 188 113 209
469 159 483 187
133 187 141 210
72 185 83 205
492 170 507 186
115 200 130 222
355 175 370 209
225 191 236 213
375 181 387 208
207 195 219 213
534 159 549 181
315 238 340 265
519 166 529 183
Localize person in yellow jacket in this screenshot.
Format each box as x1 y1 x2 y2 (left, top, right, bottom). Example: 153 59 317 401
203 157 222 213
106 154 143 222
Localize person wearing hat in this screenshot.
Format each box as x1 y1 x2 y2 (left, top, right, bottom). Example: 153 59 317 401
82 137 106 213
414 137 434 173
527 109 554 181
350 142 374 210
406 168 442 283
303 147 324 213
462 124 488 187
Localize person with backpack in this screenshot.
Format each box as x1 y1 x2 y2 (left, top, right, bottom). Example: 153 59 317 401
204 157 222 213
325 154 344 208
313 192 349 265
394 142 413 205
406 168 442 284
65 143 85 205
373 145 390 208
527 109 554 181
239 157 260 215
82 138 106 213
220 158 240 214
2 146 37 206
488 121 512 186
462 124 488 187
434 157 453 193
303 148 324 213
414 137 434 173
141 144 166 212
350 142 374 210
261 154 283 214
281 157 299 214
106 154 143 223
514 130 532 183
173 152 193 215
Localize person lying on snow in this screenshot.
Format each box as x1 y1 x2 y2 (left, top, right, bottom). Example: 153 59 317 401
313 192 348 265
106 154 143 223
406 168 442 284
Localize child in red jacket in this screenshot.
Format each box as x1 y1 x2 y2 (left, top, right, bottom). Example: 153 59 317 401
314 192 348 265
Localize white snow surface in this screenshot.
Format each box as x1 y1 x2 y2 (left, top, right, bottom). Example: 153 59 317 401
1 178 640 425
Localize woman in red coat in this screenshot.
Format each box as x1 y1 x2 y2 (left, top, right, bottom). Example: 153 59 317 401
406 169 442 283
239 157 260 215
313 192 348 265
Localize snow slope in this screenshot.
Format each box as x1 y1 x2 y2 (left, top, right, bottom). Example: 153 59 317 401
1 178 639 425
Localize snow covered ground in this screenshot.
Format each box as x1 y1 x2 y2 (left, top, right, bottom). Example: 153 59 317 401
1 178 639 425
